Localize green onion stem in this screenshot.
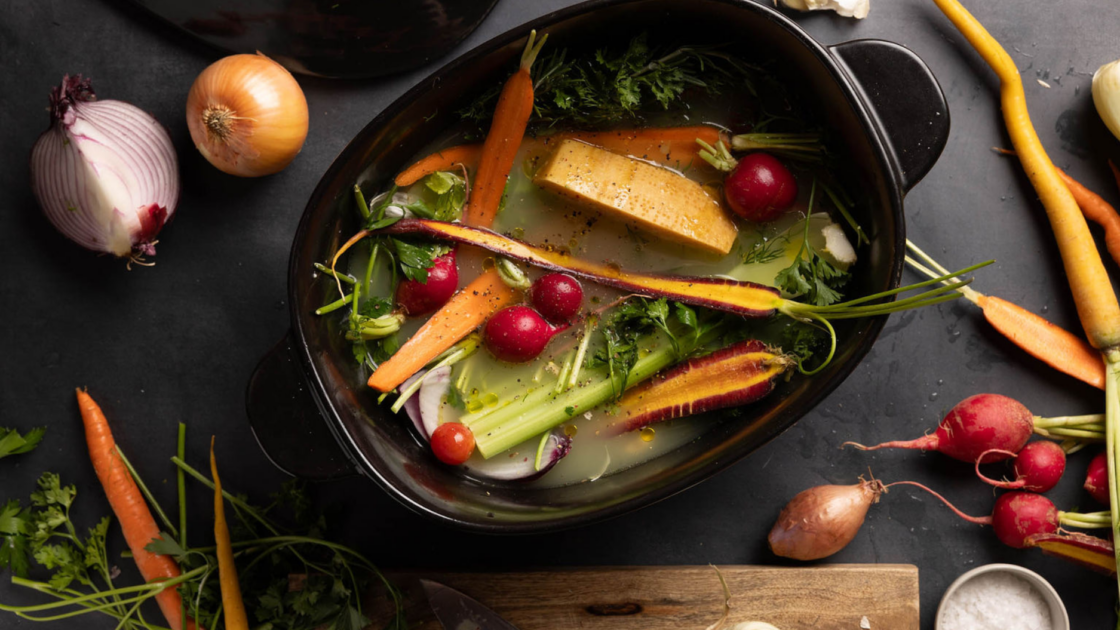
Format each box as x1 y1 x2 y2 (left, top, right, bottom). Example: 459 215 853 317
1033 414 1105 428
114 446 177 539
567 316 598 390
354 185 370 220
315 292 354 316
313 263 357 285
1105 355 1120 598
821 182 868 246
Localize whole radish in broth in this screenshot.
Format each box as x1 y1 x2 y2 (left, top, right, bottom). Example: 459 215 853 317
396 249 459 316
531 273 583 323
843 394 1033 463
484 305 569 363
974 441 1066 493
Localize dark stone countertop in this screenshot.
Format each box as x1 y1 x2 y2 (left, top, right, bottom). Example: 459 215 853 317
2 0 1118 627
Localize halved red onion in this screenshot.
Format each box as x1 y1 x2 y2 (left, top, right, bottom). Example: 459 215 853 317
418 366 452 438
462 432 572 482
30 75 179 262
401 369 428 438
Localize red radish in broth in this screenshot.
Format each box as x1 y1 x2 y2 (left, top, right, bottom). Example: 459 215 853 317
1085 451 1110 504
396 250 459 316
483 305 568 363
974 441 1066 492
843 394 1032 463
723 153 799 222
531 273 583 323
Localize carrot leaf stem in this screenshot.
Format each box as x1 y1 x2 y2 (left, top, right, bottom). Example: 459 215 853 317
113 446 178 540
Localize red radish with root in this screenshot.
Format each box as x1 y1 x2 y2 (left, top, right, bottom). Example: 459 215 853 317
770 478 1111 560
396 250 459 316
974 441 1066 492
1085 451 1110 504
843 394 1032 463
483 305 569 363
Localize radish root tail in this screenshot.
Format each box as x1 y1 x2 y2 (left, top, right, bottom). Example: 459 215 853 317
885 480 991 525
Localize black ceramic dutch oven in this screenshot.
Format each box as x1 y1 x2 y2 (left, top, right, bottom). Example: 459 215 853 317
247 0 949 533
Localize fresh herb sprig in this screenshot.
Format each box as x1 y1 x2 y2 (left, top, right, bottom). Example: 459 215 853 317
775 181 851 307
0 427 45 461
0 427 406 630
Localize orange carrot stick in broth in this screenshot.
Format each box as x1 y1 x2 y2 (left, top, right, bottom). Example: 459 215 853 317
211 439 249 630
932 0 1120 585
463 30 549 227
368 271 518 392
394 145 483 187
394 126 724 188
76 389 194 630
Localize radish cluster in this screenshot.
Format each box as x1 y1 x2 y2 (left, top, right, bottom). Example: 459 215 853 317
483 272 583 363
772 393 1111 563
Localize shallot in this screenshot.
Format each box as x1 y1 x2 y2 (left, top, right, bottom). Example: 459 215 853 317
30 76 179 263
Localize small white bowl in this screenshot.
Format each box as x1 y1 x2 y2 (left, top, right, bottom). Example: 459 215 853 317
935 563 1069 630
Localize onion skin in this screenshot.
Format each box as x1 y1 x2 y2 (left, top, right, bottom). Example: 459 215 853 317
186 53 308 177
768 479 884 561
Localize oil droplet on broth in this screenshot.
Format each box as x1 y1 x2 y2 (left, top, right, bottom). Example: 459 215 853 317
640 426 656 442
482 392 499 407
466 399 484 413
481 257 495 271
564 424 579 437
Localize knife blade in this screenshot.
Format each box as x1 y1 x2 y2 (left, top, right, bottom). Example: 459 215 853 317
421 579 521 630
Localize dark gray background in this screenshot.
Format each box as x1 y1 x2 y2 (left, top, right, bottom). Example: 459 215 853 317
2 0 1117 627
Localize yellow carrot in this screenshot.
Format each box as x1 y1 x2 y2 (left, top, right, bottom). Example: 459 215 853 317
211 438 249 630
931 0 1120 587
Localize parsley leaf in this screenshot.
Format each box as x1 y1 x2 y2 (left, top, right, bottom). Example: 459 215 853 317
445 384 466 411
358 296 393 319
775 182 851 307
0 427 46 460
392 238 437 283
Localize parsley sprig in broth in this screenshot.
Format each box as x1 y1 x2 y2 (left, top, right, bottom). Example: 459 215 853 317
461 34 758 129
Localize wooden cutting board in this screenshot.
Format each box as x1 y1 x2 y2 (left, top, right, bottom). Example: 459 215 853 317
367 565 918 629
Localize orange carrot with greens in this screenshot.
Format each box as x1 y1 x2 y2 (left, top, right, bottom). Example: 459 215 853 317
211 438 249 630
931 0 1120 585
463 30 548 226
907 242 1105 389
76 389 193 630
368 271 518 392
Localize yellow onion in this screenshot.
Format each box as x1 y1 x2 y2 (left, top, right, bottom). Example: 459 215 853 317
1093 59 1120 142
186 53 308 177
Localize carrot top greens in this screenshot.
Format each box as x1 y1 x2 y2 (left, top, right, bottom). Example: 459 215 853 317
460 33 763 130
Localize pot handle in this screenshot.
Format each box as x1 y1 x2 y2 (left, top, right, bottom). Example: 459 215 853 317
245 332 357 481
829 39 949 193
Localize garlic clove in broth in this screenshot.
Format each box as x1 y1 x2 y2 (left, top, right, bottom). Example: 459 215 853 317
777 0 869 19
1093 59 1120 142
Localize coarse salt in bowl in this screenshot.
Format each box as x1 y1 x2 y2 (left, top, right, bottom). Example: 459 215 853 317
935 564 1068 630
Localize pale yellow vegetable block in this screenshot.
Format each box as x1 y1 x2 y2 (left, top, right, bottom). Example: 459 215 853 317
533 139 738 255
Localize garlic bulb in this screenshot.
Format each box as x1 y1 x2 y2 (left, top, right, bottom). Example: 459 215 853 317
778 0 870 19
1093 60 1120 142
